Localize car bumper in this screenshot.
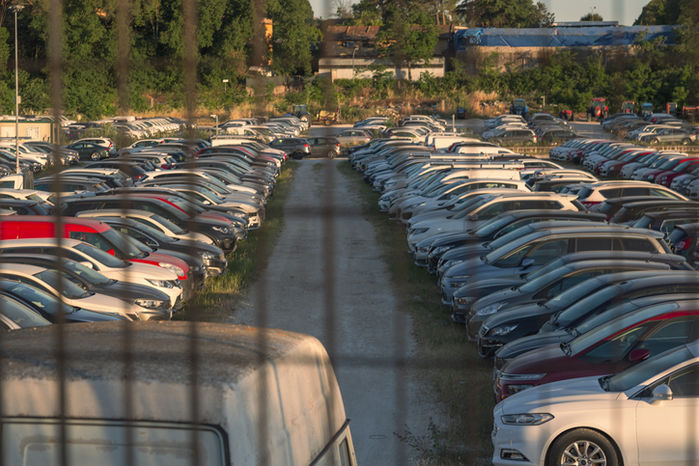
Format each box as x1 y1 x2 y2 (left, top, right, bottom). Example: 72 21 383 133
491 414 549 466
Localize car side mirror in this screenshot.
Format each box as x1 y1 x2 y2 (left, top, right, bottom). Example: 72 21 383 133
628 348 650 363
521 257 535 268
651 384 673 403
80 261 95 270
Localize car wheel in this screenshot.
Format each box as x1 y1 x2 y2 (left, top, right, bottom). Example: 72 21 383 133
682 138 691 145
652 138 660 144
547 429 618 466
90 152 100 160
327 150 336 159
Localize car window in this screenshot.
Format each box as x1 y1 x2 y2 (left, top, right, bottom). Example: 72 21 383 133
665 364 699 397
525 239 569 264
580 322 655 362
635 318 696 356
600 188 622 198
536 271 599 300
618 237 658 252
575 237 613 250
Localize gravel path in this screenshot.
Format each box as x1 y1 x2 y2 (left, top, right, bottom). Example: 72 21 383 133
230 159 441 465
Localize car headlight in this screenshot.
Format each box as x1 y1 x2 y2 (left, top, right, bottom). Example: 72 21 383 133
146 278 174 288
476 303 504 316
159 262 184 277
501 413 553 426
455 296 475 306
489 324 518 336
202 251 216 261
212 225 230 234
135 298 167 310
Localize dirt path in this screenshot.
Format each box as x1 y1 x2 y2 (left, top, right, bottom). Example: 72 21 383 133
230 159 441 465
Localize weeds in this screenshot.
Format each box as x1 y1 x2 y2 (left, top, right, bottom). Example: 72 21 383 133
337 161 494 465
180 160 298 321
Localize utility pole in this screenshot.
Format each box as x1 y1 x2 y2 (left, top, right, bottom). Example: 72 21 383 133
10 3 25 174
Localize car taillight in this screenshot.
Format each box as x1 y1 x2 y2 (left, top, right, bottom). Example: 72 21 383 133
161 164 169 169
582 201 600 207
676 237 693 251
336 143 341 147
304 144 310 149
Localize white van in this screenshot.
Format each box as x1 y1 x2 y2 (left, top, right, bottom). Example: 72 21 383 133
424 134 480 150
0 321 356 466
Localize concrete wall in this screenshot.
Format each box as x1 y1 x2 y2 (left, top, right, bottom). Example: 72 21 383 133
318 57 445 81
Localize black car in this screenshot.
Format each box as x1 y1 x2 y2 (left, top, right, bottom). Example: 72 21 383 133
92 217 227 277
268 137 310 159
65 141 109 160
0 199 52 215
477 271 699 357
60 195 238 252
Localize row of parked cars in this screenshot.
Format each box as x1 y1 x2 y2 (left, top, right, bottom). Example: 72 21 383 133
481 112 577 145
602 111 697 144
0 132 291 326
348 113 698 466
552 138 699 199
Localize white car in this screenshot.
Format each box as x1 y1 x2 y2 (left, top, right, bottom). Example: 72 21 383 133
0 238 183 308
492 341 699 466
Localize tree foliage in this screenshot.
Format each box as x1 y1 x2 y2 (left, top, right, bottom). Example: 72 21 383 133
377 2 438 80
580 12 603 21
0 0 320 118
455 0 554 28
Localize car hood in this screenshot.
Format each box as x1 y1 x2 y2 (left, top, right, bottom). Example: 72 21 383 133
482 302 551 329
497 375 617 413
102 281 170 301
453 276 525 299
495 329 570 361
473 287 522 310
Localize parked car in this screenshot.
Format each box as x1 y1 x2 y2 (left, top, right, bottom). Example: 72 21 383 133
494 299 699 400
491 341 699 466
268 137 310 159
307 136 342 158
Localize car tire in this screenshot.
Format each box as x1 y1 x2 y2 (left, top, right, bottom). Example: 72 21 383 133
90 152 100 160
547 429 618 466
682 138 691 145
652 138 660 144
327 150 336 159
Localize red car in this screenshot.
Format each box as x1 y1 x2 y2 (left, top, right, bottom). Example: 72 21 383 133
642 157 699 183
0 216 190 282
654 159 699 187
494 302 699 400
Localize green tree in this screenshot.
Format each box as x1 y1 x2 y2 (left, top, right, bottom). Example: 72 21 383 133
580 12 603 21
377 1 438 81
455 0 554 28
267 0 321 76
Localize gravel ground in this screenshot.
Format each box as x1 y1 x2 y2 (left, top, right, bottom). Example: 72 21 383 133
229 159 442 465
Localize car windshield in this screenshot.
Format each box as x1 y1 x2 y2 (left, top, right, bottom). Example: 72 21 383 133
74 242 128 268
519 266 574 293
485 231 542 263
5 281 74 317
451 195 495 218
100 228 148 259
604 346 693 392
62 259 114 286
474 215 514 237
0 295 50 327
121 231 154 253
553 285 621 328
34 269 91 299
487 225 535 250
545 276 606 310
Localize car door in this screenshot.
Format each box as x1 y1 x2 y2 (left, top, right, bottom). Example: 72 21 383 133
635 362 699 465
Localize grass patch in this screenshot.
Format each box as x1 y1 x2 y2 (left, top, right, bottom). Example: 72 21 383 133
337 161 494 465
180 160 298 321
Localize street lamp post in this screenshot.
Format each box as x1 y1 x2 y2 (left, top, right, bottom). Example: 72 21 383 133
352 46 359 78
10 3 24 174
222 79 229 92
210 114 218 135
